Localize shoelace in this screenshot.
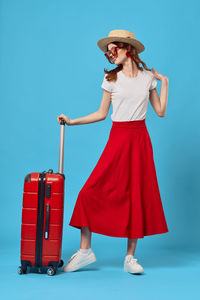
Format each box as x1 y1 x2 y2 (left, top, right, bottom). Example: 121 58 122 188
126 257 138 264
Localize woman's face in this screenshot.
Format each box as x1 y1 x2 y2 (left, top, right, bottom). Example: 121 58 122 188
107 43 128 65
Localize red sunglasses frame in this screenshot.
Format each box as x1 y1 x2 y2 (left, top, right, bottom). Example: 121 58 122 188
104 46 121 64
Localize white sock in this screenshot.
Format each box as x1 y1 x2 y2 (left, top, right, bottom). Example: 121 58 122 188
79 248 91 254
126 254 134 258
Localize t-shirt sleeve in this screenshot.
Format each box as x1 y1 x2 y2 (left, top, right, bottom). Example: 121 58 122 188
149 76 157 90
101 75 114 93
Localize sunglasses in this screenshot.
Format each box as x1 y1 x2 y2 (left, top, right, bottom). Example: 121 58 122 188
104 46 121 63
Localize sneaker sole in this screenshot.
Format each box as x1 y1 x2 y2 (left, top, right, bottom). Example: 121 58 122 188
63 253 96 272
124 265 144 274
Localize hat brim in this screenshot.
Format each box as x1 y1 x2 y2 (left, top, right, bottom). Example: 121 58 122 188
97 37 145 53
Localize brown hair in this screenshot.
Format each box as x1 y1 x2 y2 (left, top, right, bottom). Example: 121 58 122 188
104 41 151 82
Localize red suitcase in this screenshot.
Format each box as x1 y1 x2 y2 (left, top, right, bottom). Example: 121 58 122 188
18 119 66 276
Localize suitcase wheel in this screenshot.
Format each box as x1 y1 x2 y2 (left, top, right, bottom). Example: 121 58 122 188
47 266 56 276
58 259 64 268
18 265 27 275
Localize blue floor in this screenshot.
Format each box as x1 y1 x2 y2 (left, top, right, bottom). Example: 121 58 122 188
2 238 199 300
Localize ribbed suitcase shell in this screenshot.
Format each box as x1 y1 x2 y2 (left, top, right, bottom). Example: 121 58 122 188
21 172 64 269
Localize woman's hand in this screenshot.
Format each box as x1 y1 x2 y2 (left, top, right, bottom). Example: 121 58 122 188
151 68 169 83
57 114 72 126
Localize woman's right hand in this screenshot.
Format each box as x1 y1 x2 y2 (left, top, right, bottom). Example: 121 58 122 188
57 114 72 126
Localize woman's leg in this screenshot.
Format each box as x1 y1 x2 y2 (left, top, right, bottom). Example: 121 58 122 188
127 238 138 256
124 238 144 273
80 226 92 249
63 226 96 272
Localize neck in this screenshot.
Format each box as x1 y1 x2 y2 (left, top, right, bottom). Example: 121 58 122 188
122 59 138 77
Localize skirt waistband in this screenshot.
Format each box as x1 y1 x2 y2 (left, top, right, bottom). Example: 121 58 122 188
112 119 146 128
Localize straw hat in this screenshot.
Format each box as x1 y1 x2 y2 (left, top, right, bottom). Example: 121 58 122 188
97 29 145 54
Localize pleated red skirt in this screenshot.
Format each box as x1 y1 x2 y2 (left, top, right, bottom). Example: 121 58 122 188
69 119 169 239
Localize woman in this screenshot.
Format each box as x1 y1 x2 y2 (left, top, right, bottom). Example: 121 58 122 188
57 29 169 274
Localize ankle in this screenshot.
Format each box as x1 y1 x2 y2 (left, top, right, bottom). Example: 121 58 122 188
126 253 134 257
80 245 91 249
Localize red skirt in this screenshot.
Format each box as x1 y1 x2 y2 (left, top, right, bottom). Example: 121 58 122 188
69 119 169 239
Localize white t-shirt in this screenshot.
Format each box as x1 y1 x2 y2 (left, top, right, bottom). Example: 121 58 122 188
101 69 157 121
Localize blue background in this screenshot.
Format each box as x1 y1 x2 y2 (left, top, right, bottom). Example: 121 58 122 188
1 0 199 299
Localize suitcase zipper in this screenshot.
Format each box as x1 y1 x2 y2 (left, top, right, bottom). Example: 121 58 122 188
35 172 46 267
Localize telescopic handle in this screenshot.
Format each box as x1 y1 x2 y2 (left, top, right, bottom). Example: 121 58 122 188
58 118 66 174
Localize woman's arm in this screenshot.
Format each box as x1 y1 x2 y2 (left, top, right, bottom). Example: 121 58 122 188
149 69 169 117
57 89 112 126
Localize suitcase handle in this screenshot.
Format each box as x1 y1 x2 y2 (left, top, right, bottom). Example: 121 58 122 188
58 118 66 174
44 204 50 239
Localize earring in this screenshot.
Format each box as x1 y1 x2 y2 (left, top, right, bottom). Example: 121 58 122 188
126 51 131 58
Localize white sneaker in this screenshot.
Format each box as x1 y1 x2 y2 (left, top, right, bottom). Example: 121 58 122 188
63 249 97 272
124 255 144 274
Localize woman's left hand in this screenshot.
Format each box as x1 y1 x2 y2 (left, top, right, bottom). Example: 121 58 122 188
151 68 168 83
